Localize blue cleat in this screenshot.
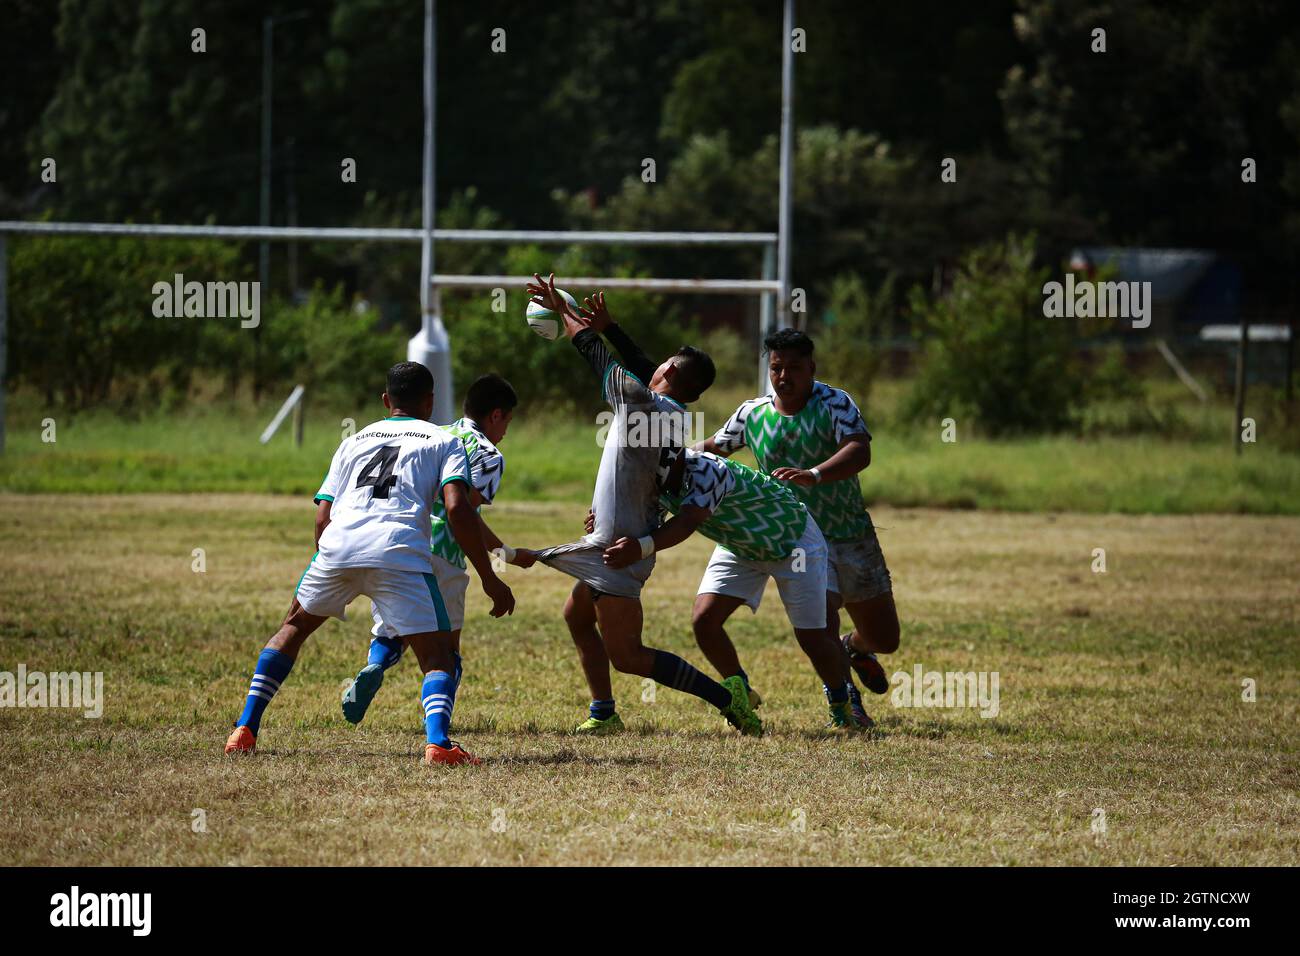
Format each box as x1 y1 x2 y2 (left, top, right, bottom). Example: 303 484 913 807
342 663 385 725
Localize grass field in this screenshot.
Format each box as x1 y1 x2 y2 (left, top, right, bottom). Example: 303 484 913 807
2 383 1298 513
1 494 1296 865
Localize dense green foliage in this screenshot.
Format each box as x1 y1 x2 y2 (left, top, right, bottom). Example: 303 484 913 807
904 235 1085 435
7 232 404 408
2 0 1297 435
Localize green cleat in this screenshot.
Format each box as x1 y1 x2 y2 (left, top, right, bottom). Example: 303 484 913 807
341 663 384 725
574 712 625 736
719 675 763 736
827 699 856 729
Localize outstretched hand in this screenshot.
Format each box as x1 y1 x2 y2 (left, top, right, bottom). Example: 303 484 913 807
578 291 612 332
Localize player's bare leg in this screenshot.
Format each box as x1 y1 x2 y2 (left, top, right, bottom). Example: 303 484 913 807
844 592 900 655
266 599 329 659
838 592 899 696
795 625 851 690
565 582 626 734
592 596 655 677
690 593 746 678
225 599 327 754
595 595 760 735
406 630 479 765
826 594 874 726
564 582 613 701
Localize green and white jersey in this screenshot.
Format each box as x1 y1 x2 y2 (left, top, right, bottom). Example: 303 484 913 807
660 450 808 563
711 382 871 543
429 417 505 570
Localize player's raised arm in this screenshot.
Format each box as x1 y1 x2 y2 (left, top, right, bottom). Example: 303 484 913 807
529 274 654 406
579 292 659 385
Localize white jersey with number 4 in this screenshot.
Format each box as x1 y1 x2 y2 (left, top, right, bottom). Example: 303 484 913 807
313 416 471 573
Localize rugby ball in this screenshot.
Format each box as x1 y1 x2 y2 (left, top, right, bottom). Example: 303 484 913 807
525 288 577 340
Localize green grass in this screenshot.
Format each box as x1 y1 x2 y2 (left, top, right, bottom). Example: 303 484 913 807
0 495 1296 865
2 384 1297 513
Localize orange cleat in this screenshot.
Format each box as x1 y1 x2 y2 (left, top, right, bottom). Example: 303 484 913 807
842 634 890 695
225 726 256 755
423 742 481 766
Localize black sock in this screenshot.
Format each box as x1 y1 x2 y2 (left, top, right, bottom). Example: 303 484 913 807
824 681 850 704
650 650 732 710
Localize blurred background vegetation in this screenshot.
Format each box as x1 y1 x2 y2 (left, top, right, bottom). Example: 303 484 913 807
1 0 1297 507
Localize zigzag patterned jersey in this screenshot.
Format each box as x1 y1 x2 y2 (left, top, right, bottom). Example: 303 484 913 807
430 417 505 569
712 382 871 543
660 450 808 563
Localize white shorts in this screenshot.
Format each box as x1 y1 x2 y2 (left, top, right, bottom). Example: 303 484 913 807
696 516 828 630
371 555 468 636
294 560 455 635
535 539 655 600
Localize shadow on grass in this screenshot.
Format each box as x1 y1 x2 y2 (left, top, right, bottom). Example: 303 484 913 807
485 750 657 768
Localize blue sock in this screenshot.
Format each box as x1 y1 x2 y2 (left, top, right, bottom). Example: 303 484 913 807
847 681 863 707
367 634 404 670
590 698 616 721
422 670 457 748
824 681 850 705
236 648 294 735
736 667 751 689
452 652 463 693
650 650 732 710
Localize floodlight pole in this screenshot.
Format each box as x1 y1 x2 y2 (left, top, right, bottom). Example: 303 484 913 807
259 11 309 400
0 235 7 455
759 243 776 395
776 0 796 329
258 17 272 401
413 0 454 424
1234 315 1249 454
420 0 435 329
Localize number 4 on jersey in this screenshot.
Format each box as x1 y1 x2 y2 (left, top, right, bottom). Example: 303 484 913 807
356 445 400 499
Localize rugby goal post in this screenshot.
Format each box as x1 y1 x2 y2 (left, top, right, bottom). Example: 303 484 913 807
0 0 796 444
0 221 781 440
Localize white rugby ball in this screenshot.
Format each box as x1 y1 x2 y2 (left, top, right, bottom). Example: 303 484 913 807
525 289 577 340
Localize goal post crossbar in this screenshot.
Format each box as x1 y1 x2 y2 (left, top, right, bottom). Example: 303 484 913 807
0 221 776 248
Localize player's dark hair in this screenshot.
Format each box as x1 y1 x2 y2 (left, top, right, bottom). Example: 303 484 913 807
386 361 435 408
463 373 518 420
673 346 716 402
763 327 814 357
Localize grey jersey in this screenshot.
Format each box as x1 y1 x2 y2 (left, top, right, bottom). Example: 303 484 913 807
573 328 687 545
